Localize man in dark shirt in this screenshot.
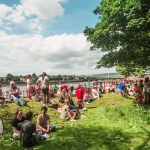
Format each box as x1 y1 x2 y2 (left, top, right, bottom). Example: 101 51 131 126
20 111 41 147
139 80 144 90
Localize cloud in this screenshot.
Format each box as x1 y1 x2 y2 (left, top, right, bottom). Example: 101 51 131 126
21 0 65 20
0 0 66 33
0 31 116 76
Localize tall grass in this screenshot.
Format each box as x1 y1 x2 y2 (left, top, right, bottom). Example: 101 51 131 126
0 93 150 150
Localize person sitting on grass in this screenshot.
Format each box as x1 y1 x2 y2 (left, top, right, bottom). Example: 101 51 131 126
83 88 93 104
9 81 27 106
37 106 56 134
68 98 85 119
0 83 5 108
20 111 41 147
133 83 143 105
12 110 26 140
91 86 100 99
60 99 76 121
59 88 72 103
34 88 43 102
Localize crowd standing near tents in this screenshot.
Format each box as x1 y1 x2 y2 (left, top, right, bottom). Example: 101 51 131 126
0 72 150 147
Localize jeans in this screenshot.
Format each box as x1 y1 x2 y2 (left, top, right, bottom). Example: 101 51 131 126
12 97 25 105
84 98 92 103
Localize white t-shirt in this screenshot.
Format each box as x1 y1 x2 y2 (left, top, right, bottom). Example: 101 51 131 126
92 89 98 94
26 79 32 88
37 76 49 88
143 85 150 93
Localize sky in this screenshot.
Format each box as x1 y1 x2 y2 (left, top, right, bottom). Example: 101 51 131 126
0 0 116 77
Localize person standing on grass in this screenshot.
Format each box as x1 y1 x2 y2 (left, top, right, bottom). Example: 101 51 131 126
143 77 150 104
76 83 85 109
70 84 74 94
36 72 49 107
139 79 144 91
12 110 26 139
37 106 56 134
26 74 33 100
53 84 58 94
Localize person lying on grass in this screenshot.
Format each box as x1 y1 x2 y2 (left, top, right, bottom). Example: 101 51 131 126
12 110 26 140
60 98 77 121
37 106 56 134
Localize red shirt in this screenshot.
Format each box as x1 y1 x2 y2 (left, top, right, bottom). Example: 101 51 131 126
76 86 84 99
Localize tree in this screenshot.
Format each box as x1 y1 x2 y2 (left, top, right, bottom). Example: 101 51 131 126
0 78 4 82
32 73 36 77
6 73 13 81
116 64 147 78
84 0 150 76
68 76 73 80
13 76 20 82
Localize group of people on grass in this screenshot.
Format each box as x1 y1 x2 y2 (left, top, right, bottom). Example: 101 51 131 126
12 106 55 147
0 72 150 147
116 78 150 105
0 72 150 108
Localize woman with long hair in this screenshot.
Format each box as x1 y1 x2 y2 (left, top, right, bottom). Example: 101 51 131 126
12 110 26 139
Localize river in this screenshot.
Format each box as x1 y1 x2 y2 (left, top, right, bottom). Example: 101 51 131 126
2 81 95 92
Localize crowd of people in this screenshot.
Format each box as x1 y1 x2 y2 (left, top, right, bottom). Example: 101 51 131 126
0 72 150 147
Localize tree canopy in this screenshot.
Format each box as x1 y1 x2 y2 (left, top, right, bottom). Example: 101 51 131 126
84 0 150 77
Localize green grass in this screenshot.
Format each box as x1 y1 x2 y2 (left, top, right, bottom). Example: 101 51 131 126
0 93 150 150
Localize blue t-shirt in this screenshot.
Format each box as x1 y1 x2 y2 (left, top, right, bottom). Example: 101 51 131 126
117 83 125 90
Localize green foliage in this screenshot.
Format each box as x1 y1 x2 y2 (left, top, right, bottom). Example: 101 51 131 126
0 94 150 149
50 75 63 80
32 73 37 77
84 0 150 74
6 74 13 81
13 76 20 82
116 64 147 77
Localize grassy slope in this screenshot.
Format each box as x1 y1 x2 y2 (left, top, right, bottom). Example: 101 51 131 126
0 93 150 150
